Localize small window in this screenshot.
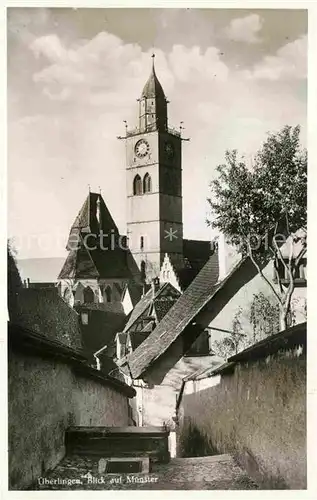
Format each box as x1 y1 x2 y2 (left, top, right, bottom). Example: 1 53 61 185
143 173 152 194
83 286 94 304
81 312 89 325
140 236 144 250
105 286 112 303
133 174 142 195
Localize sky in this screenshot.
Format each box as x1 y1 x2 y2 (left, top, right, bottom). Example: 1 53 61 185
7 7 307 259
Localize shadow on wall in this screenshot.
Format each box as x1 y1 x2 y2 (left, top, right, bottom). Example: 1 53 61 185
176 344 306 489
177 418 219 458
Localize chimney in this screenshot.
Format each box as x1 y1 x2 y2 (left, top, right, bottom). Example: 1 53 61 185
151 277 160 297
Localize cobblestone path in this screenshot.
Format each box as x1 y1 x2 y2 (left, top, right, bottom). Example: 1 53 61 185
33 454 258 490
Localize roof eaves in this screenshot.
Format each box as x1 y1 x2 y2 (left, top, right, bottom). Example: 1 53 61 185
228 321 306 364
210 361 236 376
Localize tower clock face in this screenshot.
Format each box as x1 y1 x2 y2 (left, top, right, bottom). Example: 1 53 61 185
164 141 175 159
135 139 150 158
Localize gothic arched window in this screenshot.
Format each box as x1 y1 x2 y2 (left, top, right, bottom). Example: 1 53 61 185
105 286 112 303
133 175 142 195
83 286 94 304
143 173 152 193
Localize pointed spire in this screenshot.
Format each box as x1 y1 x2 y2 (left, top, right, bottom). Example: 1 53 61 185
141 53 166 100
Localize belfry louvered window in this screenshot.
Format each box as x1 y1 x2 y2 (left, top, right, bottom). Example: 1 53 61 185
143 173 152 193
133 174 142 195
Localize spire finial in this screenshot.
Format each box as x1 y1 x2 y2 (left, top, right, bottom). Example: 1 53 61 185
98 185 101 195
151 52 155 70
88 183 91 193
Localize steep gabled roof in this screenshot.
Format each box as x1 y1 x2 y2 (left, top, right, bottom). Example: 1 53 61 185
121 252 220 378
154 299 179 322
123 282 181 334
58 192 132 280
67 192 119 247
58 243 99 279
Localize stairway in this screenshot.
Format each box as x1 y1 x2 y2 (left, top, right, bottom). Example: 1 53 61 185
65 426 170 464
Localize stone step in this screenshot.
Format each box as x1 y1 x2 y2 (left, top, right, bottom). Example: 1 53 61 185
65 426 170 463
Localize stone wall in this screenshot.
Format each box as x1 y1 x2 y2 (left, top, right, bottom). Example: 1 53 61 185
177 349 306 489
8 345 134 490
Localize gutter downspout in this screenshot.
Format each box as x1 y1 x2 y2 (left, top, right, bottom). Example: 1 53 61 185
93 344 108 371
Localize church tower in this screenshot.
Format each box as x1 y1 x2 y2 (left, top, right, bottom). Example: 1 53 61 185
124 55 184 282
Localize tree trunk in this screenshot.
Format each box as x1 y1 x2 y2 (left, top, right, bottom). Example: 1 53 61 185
279 306 288 331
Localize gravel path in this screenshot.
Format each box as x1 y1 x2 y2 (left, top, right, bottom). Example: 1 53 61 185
33 453 258 490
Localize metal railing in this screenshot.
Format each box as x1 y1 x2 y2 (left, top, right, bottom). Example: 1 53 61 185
125 125 181 138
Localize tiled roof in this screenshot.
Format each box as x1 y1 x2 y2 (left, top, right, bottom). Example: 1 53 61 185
123 291 153 333
123 282 180 333
123 252 220 378
154 299 179 322
58 193 132 280
58 244 99 279
68 192 119 243
76 302 125 314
